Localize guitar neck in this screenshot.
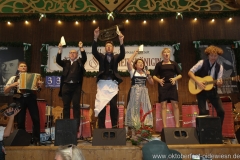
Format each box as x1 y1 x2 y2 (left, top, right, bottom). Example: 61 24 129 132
205 77 233 85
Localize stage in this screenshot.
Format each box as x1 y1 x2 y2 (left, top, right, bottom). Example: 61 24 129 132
5 140 240 160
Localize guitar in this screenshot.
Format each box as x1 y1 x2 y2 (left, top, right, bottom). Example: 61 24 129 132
188 75 240 95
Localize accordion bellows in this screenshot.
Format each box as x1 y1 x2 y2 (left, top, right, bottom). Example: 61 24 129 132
19 73 41 90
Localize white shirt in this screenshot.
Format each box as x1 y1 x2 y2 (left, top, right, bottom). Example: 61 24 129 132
129 69 147 78
190 60 223 80
0 126 6 141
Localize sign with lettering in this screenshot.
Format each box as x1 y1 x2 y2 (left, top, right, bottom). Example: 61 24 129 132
45 76 61 88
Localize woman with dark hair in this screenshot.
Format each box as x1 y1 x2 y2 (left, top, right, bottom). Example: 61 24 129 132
125 49 154 130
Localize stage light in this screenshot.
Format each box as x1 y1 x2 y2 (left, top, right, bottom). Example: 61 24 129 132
228 17 232 21
194 18 197 21
7 21 11 25
212 19 215 22
93 20 96 23
58 20 61 24
125 19 129 23
25 20 29 24
161 19 163 21
75 21 79 24
143 20 146 24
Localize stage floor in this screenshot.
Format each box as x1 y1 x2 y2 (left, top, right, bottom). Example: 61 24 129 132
5 139 240 160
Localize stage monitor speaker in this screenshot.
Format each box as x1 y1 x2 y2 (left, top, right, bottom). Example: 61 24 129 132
54 119 77 146
236 128 240 144
92 128 126 146
196 116 222 144
161 127 199 144
3 129 31 146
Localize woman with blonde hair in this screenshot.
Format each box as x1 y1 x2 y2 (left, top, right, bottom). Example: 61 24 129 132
153 48 182 128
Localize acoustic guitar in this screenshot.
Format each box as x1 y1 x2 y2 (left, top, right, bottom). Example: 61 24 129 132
188 75 240 95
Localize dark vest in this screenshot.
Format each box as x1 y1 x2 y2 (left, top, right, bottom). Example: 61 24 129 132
64 61 81 83
98 55 116 80
195 59 220 80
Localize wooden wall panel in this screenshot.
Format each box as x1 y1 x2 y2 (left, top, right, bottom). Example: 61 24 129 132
1 16 240 122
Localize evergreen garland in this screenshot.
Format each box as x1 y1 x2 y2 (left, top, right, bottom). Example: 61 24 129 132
0 10 240 22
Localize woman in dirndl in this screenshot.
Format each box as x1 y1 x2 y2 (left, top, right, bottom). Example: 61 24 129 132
125 49 154 131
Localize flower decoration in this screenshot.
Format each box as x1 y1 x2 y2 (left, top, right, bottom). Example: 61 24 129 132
131 125 154 145
130 107 154 145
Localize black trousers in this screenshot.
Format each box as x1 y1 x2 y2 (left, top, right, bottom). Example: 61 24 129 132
15 94 40 142
98 94 119 128
197 88 225 126
61 83 82 131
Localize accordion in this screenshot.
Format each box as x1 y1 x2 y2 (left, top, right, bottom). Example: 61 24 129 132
19 73 41 90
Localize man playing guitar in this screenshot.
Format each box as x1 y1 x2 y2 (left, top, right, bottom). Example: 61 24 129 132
188 45 225 126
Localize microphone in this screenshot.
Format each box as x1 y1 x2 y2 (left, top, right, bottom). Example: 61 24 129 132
145 66 148 71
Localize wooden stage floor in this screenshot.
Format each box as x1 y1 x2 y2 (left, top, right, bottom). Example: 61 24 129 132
5 140 240 160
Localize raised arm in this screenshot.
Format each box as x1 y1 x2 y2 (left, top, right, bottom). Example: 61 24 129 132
56 43 64 67
92 27 101 60
4 108 20 137
127 49 139 71
79 41 87 65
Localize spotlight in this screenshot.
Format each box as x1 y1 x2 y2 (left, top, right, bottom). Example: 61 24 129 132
75 21 79 24
93 20 96 23
125 19 129 23
194 18 197 21
143 20 146 24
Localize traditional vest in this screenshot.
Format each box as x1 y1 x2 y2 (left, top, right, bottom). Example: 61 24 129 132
64 61 81 83
195 59 220 80
98 55 115 80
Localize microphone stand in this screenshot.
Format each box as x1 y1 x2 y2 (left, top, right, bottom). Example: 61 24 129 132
45 88 54 144
79 90 84 140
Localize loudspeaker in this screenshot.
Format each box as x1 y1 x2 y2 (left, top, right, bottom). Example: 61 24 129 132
236 128 240 143
54 119 77 146
196 116 222 144
161 127 199 144
92 128 126 146
3 129 31 146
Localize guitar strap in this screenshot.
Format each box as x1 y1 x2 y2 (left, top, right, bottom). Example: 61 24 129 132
208 62 216 76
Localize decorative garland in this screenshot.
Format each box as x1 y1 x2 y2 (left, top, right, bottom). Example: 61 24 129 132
41 40 180 77
193 39 240 75
0 42 32 70
1 10 240 22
